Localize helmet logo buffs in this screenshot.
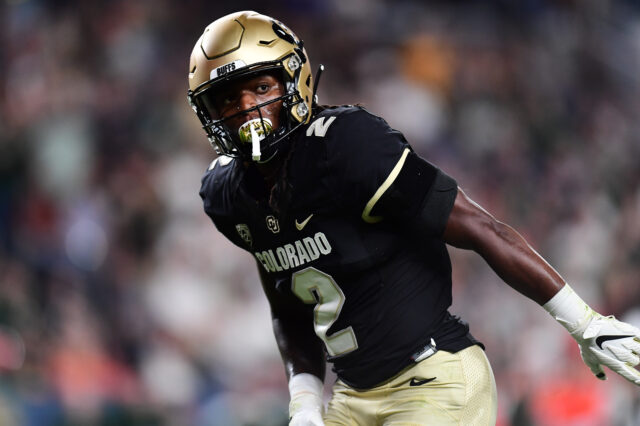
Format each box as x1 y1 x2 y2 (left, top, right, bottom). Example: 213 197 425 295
238 118 273 162
209 60 247 80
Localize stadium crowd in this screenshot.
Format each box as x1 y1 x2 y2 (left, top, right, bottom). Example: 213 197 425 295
1 0 639 424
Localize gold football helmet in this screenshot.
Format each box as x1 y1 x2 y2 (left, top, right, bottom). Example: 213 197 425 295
188 11 318 160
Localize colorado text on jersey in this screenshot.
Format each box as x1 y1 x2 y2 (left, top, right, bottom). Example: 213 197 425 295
254 232 332 272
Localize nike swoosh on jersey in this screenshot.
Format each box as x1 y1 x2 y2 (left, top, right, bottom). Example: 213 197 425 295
595 334 634 350
295 214 314 231
409 377 436 386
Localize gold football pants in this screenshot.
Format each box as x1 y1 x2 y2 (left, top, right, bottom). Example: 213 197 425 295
324 345 497 425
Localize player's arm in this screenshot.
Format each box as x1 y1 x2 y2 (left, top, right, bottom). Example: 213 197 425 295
257 262 326 425
443 188 564 304
443 188 640 386
329 109 640 386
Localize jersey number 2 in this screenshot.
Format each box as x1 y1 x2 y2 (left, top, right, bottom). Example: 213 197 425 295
292 267 358 357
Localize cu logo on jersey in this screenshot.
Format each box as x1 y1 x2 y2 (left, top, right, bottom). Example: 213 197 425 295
266 215 280 234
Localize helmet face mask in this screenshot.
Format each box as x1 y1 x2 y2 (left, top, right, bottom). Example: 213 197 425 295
189 63 303 162
188 12 314 161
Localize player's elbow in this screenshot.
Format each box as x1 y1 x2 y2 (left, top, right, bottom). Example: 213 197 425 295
443 188 500 251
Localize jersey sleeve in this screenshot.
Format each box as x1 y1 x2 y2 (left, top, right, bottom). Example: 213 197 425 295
199 158 249 250
369 151 458 238
325 107 457 238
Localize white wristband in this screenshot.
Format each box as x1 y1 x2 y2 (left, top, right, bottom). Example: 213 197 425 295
543 284 595 334
288 373 323 418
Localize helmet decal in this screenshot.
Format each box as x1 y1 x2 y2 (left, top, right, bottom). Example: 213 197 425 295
210 60 247 80
271 22 296 45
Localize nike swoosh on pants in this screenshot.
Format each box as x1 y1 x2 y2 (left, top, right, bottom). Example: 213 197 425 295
409 377 436 386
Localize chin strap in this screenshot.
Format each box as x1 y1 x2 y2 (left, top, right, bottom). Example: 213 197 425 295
312 64 324 106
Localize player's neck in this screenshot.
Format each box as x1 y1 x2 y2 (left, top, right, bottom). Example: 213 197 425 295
254 158 285 189
250 138 294 190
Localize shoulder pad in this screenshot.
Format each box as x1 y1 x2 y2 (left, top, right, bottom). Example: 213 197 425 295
207 155 234 171
304 105 383 140
310 106 410 215
199 156 239 218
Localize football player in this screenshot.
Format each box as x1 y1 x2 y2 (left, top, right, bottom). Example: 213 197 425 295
188 11 640 425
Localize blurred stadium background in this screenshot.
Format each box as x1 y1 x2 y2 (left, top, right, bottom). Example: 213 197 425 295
1 0 640 425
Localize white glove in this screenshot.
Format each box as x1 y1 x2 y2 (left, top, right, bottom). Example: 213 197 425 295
290 409 324 426
544 284 640 385
288 373 325 426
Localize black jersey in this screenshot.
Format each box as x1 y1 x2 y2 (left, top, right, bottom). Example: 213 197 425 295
200 106 481 389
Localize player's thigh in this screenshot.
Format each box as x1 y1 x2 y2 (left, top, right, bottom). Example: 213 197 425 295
382 346 497 426
324 380 361 426
457 345 497 425
324 346 497 425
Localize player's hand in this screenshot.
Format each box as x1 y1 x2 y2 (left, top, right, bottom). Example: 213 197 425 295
289 392 324 426
571 313 640 385
544 285 640 386
288 373 325 426
289 406 324 426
